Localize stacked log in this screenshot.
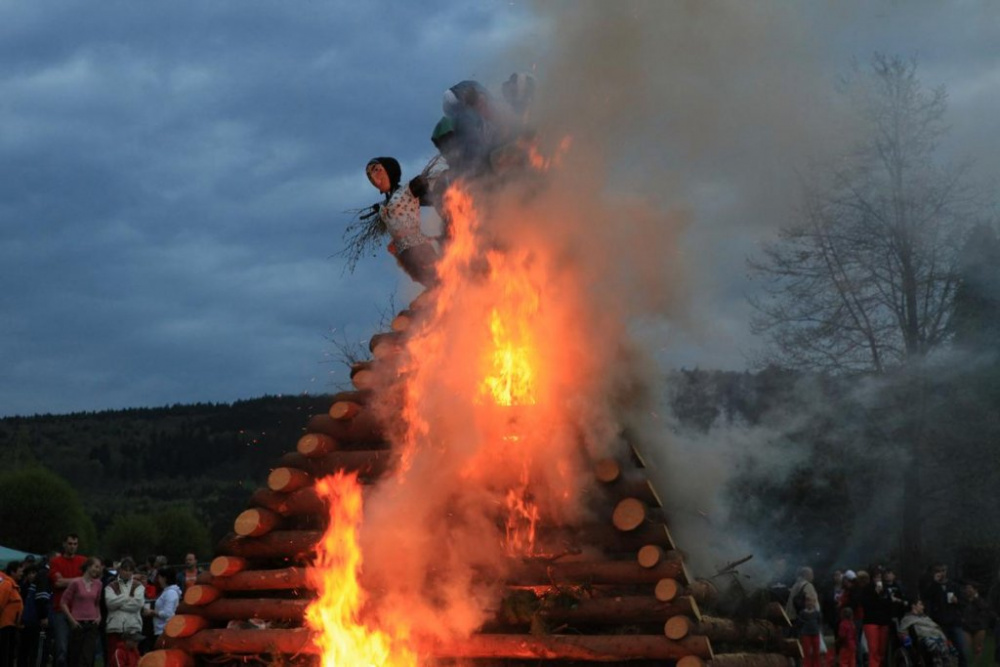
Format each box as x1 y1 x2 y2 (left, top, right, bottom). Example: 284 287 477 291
141 304 799 667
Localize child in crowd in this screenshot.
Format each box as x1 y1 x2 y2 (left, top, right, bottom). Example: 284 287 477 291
838 607 858 667
799 595 824 667
111 630 142 667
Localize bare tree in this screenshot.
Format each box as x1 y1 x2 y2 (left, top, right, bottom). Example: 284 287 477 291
749 54 974 374
747 54 980 586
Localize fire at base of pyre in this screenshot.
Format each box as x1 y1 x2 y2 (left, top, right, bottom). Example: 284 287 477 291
305 171 624 665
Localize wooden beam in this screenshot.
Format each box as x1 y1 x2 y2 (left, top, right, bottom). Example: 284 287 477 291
195 567 307 592
176 598 309 622
164 629 713 661
277 450 394 479
216 530 320 559
137 650 194 667
234 508 281 538
539 595 701 624
510 557 689 586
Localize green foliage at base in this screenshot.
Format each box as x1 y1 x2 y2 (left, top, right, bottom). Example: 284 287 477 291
0 466 98 554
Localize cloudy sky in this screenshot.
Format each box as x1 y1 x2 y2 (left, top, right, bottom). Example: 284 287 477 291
2 1 998 417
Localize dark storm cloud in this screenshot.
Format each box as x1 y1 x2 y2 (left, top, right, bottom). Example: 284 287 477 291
2 1 998 416
0 0 533 416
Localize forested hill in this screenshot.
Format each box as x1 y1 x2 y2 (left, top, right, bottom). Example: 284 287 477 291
0 394 335 548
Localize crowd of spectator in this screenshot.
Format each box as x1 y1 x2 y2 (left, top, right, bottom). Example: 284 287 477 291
0 534 204 667
775 563 1000 667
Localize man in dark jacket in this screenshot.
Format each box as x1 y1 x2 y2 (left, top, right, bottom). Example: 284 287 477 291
920 564 967 667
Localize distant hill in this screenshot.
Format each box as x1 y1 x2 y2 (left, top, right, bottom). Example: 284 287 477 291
0 394 335 546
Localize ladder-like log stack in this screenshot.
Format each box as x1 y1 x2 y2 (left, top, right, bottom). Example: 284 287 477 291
141 293 799 667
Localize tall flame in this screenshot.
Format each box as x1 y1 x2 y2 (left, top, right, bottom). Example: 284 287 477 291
305 472 416 667
479 252 540 407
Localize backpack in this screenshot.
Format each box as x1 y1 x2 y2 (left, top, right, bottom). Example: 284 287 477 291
793 586 808 613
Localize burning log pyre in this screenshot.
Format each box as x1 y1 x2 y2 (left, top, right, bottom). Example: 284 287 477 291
137 291 799 667
140 135 795 666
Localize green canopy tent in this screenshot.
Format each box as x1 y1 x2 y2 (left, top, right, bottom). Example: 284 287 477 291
0 544 41 568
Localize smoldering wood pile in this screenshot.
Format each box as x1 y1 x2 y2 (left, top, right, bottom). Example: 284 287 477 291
139 294 800 667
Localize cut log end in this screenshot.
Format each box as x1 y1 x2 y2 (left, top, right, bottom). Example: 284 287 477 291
390 313 412 332
209 556 246 578
665 615 694 640
371 341 398 361
267 467 312 493
182 584 221 607
352 369 376 391
638 544 664 568
137 650 194 667
234 508 281 537
328 401 362 421
165 615 211 638
655 577 681 602
594 458 621 483
612 497 648 532
296 433 337 458
677 656 706 667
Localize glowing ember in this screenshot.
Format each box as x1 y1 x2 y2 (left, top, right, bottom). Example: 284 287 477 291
305 472 416 667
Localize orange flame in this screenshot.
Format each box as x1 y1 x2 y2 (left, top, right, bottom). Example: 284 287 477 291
479 252 540 407
305 472 417 667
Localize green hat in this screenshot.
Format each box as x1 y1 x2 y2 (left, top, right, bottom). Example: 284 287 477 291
431 116 455 148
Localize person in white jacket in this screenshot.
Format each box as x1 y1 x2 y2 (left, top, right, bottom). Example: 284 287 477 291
141 568 180 638
104 558 144 657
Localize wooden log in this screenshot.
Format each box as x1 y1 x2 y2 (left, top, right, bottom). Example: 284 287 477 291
606 477 663 508
612 497 666 532
766 601 792 627
278 450 394 479
164 615 211 638
666 615 696 640
409 289 434 312
216 530 320 559
433 634 714 661
655 578 717 607
368 331 403 353
162 628 315 655
351 369 376 390
680 616 786 645
613 497 646 531
306 412 383 444
782 639 804 659
703 653 792 667
328 400 362 420
594 458 621 483
166 628 713 660
391 310 414 332
234 508 281 537
349 361 372 378
296 432 338 458
539 520 676 553
194 567 307 592
250 487 325 517
371 340 399 361
638 545 682 569
656 578 682 602
511 557 689 586
539 595 701 624
267 467 312 493
176 598 309 622
689 579 719 607
594 461 662 507
208 556 246 578
182 584 221 606
137 650 194 667
332 388 372 405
